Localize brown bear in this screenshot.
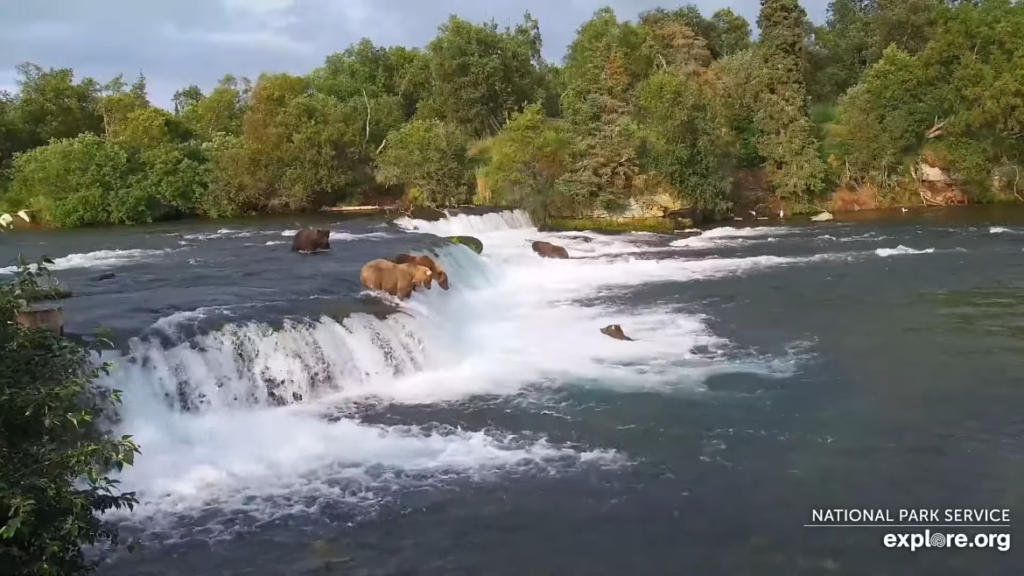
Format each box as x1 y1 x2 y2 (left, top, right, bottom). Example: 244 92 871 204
360 259 433 300
531 240 569 259
392 253 450 290
292 229 331 253
600 324 634 341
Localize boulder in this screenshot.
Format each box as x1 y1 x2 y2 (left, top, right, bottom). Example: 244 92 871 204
16 302 64 336
919 161 953 183
409 207 447 221
446 235 483 254
810 211 834 222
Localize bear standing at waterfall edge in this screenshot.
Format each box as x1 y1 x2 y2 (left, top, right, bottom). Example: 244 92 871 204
392 253 450 290
360 259 434 300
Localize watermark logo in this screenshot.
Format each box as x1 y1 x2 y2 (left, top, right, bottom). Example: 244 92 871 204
805 508 1012 552
883 530 1011 552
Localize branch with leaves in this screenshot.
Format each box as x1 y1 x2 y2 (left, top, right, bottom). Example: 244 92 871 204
0 257 140 574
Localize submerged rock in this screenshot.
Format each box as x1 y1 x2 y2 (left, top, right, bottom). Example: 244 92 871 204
446 235 483 254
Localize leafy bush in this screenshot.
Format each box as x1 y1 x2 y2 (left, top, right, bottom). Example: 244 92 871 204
0 258 140 575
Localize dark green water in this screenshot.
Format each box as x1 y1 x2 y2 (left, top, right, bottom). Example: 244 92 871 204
3 206 1022 575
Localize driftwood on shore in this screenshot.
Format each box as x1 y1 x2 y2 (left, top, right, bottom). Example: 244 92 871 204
320 205 396 213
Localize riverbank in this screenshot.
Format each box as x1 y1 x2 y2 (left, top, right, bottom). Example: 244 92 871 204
3 195 1021 236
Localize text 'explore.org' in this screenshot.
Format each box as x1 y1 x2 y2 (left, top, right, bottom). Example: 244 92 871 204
806 508 1012 552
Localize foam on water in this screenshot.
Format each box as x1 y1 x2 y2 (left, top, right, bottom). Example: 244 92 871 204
669 225 798 248
103 306 620 537
875 245 937 257
383 210 824 398
0 248 175 274
989 226 1019 234
101 209 828 539
278 229 392 241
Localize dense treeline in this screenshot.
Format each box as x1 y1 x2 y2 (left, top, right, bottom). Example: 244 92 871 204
1 0 1023 228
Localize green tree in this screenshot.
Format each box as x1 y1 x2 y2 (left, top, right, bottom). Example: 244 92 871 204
0 259 140 575
171 85 204 115
10 64 103 152
641 13 713 76
708 9 753 58
0 91 22 170
710 48 764 168
832 45 936 186
755 0 828 203
417 14 546 137
179 75 248 139
7 134 129 227
561 7 651 126
811 0 941 102
375 119 473 207
637 72 734 212
477 103 571 219
213 73 365 213
638 6 718 56
832 0 1024 198
308 39 398 102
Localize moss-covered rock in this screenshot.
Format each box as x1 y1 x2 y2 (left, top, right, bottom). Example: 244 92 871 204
543 217 688 234
445 235 483 254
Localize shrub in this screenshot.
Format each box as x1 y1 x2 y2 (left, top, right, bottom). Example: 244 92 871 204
0 257 140 575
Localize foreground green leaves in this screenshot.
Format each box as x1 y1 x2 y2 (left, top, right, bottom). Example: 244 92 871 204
0 259 140 575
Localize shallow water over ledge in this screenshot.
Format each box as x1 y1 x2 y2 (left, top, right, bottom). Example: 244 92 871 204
3 206 1024 575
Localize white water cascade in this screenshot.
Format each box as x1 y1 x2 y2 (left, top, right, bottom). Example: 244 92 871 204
99 209 810 538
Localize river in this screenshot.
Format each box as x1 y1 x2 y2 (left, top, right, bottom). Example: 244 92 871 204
2 207 1022 575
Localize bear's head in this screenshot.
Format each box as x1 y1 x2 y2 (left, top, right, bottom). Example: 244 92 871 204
410 265 432 289
315 229 331 249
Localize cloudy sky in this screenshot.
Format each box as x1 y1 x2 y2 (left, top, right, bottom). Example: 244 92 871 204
0 0 828 109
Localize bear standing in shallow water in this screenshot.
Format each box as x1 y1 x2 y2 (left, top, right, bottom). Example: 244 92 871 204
392 253 450 290
531 240 569 259
360 259 433 300
292 229 331 253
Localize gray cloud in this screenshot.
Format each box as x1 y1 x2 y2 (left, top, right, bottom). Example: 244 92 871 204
0 0 828 108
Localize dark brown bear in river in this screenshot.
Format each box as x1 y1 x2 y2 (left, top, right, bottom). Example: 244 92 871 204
531 240 569 259
392 254 450 290
292 229 331 253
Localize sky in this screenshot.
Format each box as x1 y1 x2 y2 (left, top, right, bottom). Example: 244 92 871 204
0 0 829 109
